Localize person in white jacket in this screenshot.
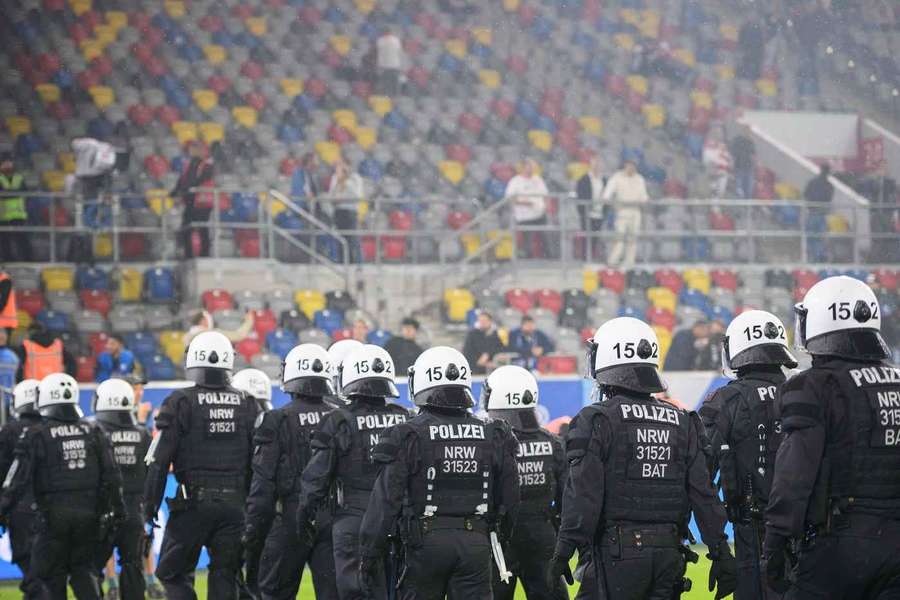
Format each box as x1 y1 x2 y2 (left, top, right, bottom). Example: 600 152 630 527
603 160 649 265
505 158 549 258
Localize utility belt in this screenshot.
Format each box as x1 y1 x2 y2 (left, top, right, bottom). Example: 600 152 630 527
37 489 98 512
421 515 489 535
336 483 372 511
600 523 681 554
167 478 245 512
729 501 764 525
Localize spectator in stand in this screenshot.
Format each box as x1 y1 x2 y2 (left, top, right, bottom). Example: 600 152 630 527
703 125 733 198
327 159 365 263
182 309 255 346
383 317 424 374
15 322 76 381
352 318 370 343
576 155 608 232
509 315 555 371
664 319 723 371
505 158 549 259
729 131 756 199
737 16 766 81
0 153 31 262
376 28 405 95
603 159 649 266
462 310 505 375
94 334 136 383
290 152 321 202
172 141 216 258
804 164 835 206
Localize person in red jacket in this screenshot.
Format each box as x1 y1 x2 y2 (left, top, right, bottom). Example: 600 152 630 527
171 141 219 258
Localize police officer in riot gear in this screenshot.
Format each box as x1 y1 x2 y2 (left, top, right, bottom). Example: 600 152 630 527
548 317 736 600
359 346 520 600
0 379 41 598
93 378 152 600
143 331 258 600
700 310 796 600
296 344 410 600
242 343 339 599
233 368 274 413
327 339 364 403
763 276 900 597
484 365 568 600
0 373 126 599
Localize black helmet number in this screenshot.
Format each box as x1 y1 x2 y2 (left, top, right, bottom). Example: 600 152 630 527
613 341 659 360
504 390 535 406
354 359 393 375
424 363 468 383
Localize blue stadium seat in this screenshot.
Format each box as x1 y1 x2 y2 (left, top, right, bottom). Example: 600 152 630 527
313 309 344 336
75 266 109 291
125 331 160 362
35 309 70 333
366 329 392 347
707 305 733 324
144 354 177 380
143 268 177 303
266 328 299 359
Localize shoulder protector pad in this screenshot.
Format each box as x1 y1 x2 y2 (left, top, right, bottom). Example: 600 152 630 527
253 410 285 445
565 406 603 461
155 389 190 430
372 422 415 464
778 371 824 431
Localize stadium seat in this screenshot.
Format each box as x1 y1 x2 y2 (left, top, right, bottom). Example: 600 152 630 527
144 354 177 381
710 269 739 292
15 289 45 318
366 329 392 347
295 289 327 320
236 333 263 362
533 289 563 314
599 269 625 294
505 288 534 314
202 289 235 313
36 309 70 333
76 356 96 383
144 268 177 303
266 328 299 359
42 267 75 292
682 268 711 294
444 288 476 322
80 290 112 317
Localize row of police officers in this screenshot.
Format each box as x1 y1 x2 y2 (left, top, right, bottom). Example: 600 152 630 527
0 274 897 599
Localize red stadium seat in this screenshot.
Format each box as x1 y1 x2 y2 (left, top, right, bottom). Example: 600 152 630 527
89 332 110 356
15 289 45 317
252 309 277 338
37 53 61 74
76 356 96 383
792 269 819 290
279 157 299 176
580 327 594 342
381 236 407 261
505 288 534 313
199 14 224 32
490 99 515 121
537 355 578 374
458 113 482 135
445 144 472 164
328 124 353 145
361 236 377 262
709 211 734 230
128 104 154 127
77 69 102 90
655 268 684 293
239 237 261 258
299 5 322 25
48 101 74 120
236 334 262 362
304 78 328 99
407 66 430 90
80 290 112 317
144 155 170 180
506 55 528 76
208 75 232 95
120 234 147 259
69 22 89 45
202 289 234 313
606 74 627 98
646 306 676 331
388 211 414 231
351 80 373 100
490 162 516 183
663 178 687 198
710 269 738 291
874 269 898 290
447 211 472 230
518 3 537 26
533 288 563 314
599 269 625 294
332 328 353 342
91 56 113 78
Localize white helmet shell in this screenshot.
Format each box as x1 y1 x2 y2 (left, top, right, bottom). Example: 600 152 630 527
94 378 136 412
13 379 39 412
185 331 235 371
340 344 399 398
484 365 538 410
795 276 888 359
724 310 797 370
232 368 273 403
409 346 472 407
38 373 80 407
328 339 364 370
589 317 666 393
281 343 335 396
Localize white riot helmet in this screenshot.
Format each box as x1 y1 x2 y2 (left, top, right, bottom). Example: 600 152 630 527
723 310 797 371
38 373 83 420
794 276 889 360
587 317 666 394
94 378 137 426
328 339 364 393
483 365 539 410
232 368 273 410
281 343 335 397
340 344 399 398
12 379 40 416
408 346 473 408
185 331 235 388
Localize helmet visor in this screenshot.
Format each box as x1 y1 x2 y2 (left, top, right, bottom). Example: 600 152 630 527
730 344 799 370
413 385 474 408
342 378 400 398
283 376 335 397
39 403 84 420
806 329 891 361
594 364 667 394
186 367 231 388
96 410 138 427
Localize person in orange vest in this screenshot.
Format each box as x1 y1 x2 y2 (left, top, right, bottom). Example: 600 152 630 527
0 271 17 331
15 322 76 381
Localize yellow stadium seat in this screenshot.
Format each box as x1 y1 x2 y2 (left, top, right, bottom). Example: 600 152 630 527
654 327 673 363
720 24 739 42
172 121 198 145
70 0 91 16
357 200 368 224
58 152 75 174
444 288 475 322
332 109 358 132
774 182 799 199
80 40 103 61
613 33 635 51
716 64 735 80
497 328 509 347
354 127 377 150
94 25 117 46
627 75 649 96
164 1 185 18
438 160 465 185
329 35 352 56
528 130 553 153
567 162 589 181
502 0 520 12
354 0 376 14
478 69 501 89
683 268 711 295
294 290 326 319
43 170 66 192
269 199 287 218
203 44 227 65
583 269 599 295
280 78 304 98
620 9 639 25
647 287 677 313
369 95 393 116
42 267 75 292
642 104 665 129
471 27 492 46
160 331 186 364
198 122 224 144
89 85 115 109
245 16 267 36
487 230 513 260
315 141 341 165
36 83 61 104
6 116 31 137
94 234 113 258
106 11 128 30
193 89 218 113
756 79 778 97
117 268 143 302
690 90 713 109
638 10 661 38
445 39 467 59
146 190 174 215
15 310 32 335
579 116 603 137
460 234 481 258
827 214 850 233
232 106 258 128
673 48 696 67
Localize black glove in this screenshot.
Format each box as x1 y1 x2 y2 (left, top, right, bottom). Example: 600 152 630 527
707 542 737 600
143 503 158 526
763 547 792 594
295 507 316 546
547 544 575 589
241 524 265 555
359 555 380 598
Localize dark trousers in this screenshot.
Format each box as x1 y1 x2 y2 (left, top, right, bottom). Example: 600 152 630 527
95 510 146 600
182 207 213 258
518 216 548 259
400 527 492 600
0 219 33 261
156 499 244 600
733 521 780 600
333 208 360 263
30 507 102 600
333 510 387 600
491 516 569 600
10 508 39 599
576 544 683 600
257 502 337 600
785 514 900 599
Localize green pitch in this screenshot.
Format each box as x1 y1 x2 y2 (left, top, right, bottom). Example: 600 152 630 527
0 550 726 599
